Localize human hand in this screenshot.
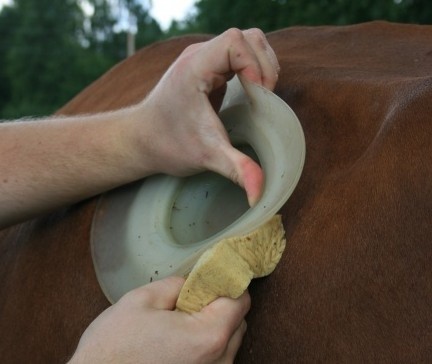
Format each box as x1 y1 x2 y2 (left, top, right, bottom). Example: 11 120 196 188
131 28 280 206
0 28 278 226
68 276 250 364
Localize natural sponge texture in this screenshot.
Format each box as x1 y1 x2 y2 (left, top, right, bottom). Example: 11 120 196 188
176 214 286 313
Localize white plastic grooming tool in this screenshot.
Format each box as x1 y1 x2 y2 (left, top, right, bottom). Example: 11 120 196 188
91 76 306 303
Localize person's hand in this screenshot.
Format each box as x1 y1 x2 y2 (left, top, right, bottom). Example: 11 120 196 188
68 276 250 364
0 28 279 227
130 28 280 206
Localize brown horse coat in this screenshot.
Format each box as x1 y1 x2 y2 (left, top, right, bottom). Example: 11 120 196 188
1 21 432 363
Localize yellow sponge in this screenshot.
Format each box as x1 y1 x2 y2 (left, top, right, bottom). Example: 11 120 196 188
176 214 286 313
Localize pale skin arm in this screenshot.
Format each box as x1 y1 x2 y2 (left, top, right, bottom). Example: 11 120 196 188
0 28 279 228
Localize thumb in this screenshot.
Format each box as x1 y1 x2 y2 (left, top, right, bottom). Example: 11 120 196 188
122 276 185 310
208 144 264 207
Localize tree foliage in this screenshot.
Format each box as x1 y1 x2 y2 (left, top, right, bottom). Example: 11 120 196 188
0 0 161 119
5 0 87 117
0 0 431 118
167 0 432 36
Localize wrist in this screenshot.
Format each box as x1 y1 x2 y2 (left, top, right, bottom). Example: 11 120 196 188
119 101 163 177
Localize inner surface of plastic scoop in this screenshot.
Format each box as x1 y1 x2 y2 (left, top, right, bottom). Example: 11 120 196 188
91 76 306 303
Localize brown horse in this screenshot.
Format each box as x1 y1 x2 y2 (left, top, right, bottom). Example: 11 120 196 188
1 21 432 363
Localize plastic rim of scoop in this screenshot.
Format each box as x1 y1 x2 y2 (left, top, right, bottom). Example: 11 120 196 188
91 76 306 303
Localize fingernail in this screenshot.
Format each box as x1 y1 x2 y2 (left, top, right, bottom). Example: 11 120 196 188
247 192 259 208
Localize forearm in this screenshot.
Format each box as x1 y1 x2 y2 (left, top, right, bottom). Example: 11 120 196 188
0 106 149 228
0 28 279 228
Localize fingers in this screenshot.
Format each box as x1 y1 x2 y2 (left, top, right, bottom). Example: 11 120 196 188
205 141 264 207
240 154 264 207
192 28 275 205
190 28 279 94
220 320 248 363
226 146 264 207
137 28 276 203
191 292 250 362
108 279 250 363
198 291 251 334
221 28 264 86
120 276 185 310
223 28 280 90
243 28 280 90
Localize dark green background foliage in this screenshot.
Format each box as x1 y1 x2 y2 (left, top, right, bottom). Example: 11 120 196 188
0 0 430 119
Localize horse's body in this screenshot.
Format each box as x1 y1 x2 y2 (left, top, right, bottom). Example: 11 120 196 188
1 21 432 363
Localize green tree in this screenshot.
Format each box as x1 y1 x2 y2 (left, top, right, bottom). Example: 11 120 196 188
192 0 282 33
171 0 432 35
134 7 163 49
0 0 163 119
86 0 162 61
85 0 124 60
393 0 432 24
0 4 18 116
4 0 91 117
2 0 430 119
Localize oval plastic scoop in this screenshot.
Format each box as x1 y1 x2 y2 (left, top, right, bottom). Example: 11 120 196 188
91 76 306 303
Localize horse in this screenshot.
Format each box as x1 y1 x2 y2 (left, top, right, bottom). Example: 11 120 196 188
1 21 431 363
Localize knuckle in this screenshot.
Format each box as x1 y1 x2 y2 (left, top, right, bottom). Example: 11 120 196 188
177 45 199 66
223 27 245 43
183 42 201 56
119 286 151 307
205 329 230 358
121 288 143 303
229 169 241 187
246 27 265 38
244 28 267 46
